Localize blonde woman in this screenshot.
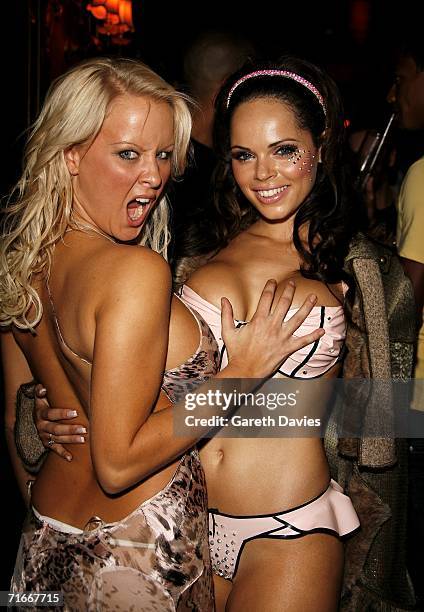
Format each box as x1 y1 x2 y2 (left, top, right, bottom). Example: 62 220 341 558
1 57 323 610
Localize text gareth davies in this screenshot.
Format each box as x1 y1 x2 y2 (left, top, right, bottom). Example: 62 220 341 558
185 415 321 427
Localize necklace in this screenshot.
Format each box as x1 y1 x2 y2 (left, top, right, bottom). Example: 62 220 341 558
67 191 117 244
66 217 117 245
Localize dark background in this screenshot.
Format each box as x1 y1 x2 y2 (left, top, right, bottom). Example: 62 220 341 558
144 0 422 188
2 0 421 195
1 0 422 588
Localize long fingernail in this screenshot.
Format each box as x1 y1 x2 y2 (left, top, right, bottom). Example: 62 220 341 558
76 427 87 434
67 410 78 418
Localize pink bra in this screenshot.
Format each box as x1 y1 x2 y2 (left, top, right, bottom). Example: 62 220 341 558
179 284 346 379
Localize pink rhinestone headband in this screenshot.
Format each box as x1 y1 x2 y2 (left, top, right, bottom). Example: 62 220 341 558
226 70 327 117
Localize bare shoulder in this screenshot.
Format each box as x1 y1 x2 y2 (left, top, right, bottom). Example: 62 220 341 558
102 242 168 268
102 243 169 278
91 243 172 307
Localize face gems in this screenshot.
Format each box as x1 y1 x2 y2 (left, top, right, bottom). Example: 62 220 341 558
290 149 306 165
305 153 317 181
287 150 317 179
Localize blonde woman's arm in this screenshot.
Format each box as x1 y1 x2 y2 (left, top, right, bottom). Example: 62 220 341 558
89 247 324 494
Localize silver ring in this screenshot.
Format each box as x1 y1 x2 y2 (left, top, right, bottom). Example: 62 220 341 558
48 433 55 447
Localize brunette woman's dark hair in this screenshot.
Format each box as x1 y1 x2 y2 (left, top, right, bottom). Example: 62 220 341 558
175 56 357 285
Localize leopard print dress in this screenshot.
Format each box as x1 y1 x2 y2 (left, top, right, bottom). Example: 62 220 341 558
11 301 219 611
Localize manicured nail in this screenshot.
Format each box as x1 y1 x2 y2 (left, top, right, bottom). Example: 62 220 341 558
67 410 78 418
309 294 317 303
76 427 87 434
77 436 85 443
66 455 72 462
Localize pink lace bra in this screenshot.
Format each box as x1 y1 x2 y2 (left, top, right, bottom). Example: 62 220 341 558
179 284 346 379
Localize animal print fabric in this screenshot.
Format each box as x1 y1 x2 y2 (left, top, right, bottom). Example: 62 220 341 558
11 450 214 611
12 307 219 610
162 301 219 403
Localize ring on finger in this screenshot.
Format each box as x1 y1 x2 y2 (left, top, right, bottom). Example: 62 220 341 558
48 433 55 447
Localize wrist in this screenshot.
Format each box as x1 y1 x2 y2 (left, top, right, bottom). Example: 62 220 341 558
216 365 265 394
219 361 257 379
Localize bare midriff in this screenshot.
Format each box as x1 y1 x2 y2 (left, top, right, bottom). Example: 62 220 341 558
200 437 330 515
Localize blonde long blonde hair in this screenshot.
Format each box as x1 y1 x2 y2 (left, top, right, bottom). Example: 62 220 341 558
1 57 192 330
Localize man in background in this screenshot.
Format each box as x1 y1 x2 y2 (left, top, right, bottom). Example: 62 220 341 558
170 29 255 265
388 32 424 606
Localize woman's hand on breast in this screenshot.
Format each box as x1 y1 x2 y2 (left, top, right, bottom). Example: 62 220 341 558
34 384 86 462
221 279 325 378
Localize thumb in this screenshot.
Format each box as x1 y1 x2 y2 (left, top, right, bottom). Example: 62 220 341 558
221 297 235 337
